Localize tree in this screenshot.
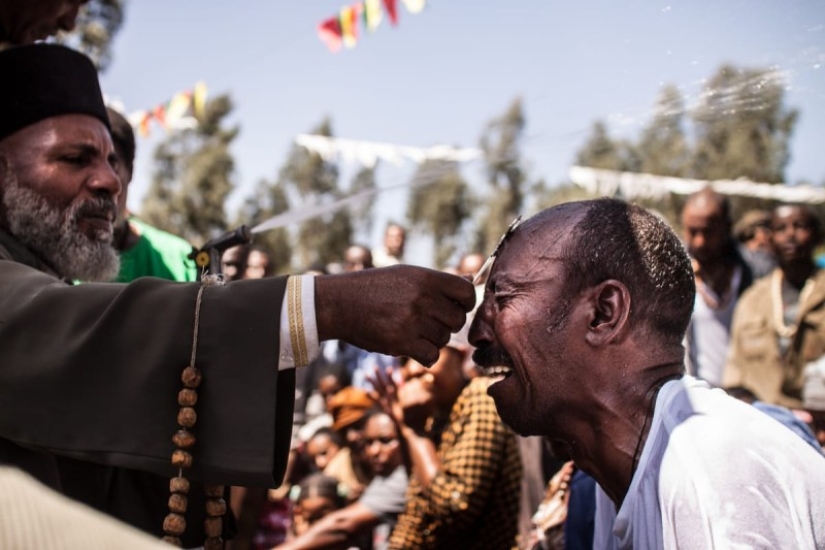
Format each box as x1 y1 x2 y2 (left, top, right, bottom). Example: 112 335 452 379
272 118 351 269
407 160 474 268
691 65 798 184
140 94 239 246
234 179 292 275
637 85 691 177
474 98 530 254
349 165 378 240
55 0 126 72
575 121 639 172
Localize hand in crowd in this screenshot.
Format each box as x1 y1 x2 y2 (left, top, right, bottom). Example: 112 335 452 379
370 367 435 432
315 265 475 366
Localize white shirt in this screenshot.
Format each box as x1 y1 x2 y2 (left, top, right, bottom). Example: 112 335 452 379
687 266 741 386
594 376 825 550
278 275 320 370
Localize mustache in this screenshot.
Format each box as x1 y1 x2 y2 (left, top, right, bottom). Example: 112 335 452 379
472 344 515 369
69 196 117 224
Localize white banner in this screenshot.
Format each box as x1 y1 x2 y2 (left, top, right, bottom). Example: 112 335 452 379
295 134 482 168
569 166 825 204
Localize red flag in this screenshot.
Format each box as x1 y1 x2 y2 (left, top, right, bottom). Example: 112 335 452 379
317 16 343 52
153 104 167 129
382 0 398 25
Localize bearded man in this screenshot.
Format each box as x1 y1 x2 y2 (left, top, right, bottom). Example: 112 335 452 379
469 198 825 549
0 43 474 543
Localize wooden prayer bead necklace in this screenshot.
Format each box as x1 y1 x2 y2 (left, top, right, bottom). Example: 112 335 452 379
162 281 227 549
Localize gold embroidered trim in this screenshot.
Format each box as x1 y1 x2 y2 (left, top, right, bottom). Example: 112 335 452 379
288 276 308 367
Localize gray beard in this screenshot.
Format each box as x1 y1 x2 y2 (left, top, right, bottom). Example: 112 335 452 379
2 175 120 282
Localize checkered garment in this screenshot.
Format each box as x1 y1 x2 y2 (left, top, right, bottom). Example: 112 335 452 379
388 376 523 549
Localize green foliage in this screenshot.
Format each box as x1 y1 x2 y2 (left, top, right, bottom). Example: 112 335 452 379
235 179 292 275
268 117 352 269
637 85 690 177
55 0 125 72
349 165 378 238
407 160 474 268
475 97 530 254
575 121 639 172
140 94 238 247
691 65 797 184
571 64 800 225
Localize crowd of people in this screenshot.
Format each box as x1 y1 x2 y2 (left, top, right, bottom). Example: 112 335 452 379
1 2 824 550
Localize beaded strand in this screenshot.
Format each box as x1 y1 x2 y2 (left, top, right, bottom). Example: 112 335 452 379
162 280 227 548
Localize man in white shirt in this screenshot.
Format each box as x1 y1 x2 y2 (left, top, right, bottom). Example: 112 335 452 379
469 198 825 549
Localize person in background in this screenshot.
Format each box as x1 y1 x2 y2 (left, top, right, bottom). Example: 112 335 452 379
733 209 776 280
107 107 197 283
277 410 408 550
323 387 377 500
681 187 753 386
372 222 406 267
344 244 374 272
221 244 250 282
287 474 347 539
246 245 274 279
373 335 522 550
725 204 825 408
305 428 344 473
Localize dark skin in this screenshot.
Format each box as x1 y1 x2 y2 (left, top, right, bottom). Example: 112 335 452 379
0 114 121 238
0 0 88 45
370 346 466 490
681 190 735 296
771 205 820 289
468 205 684 506
276 414 402 550
0 118 475 367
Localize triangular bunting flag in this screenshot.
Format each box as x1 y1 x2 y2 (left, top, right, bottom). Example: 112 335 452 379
401 0 425 13
317 16 343 52
382 0 398 25
363 0 383 31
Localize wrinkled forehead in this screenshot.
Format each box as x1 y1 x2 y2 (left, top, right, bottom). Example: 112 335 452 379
490 206 585 283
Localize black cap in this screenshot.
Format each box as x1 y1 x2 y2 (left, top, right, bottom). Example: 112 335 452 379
0 44 109 143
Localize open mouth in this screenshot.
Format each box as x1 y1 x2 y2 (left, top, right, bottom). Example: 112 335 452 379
480 365 514 381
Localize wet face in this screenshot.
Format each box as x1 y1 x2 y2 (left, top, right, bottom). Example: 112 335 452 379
361 413 400 477
771 206 819 265
468 209 585 436
681 201 730 264
306 433 340 471
0 114 121 281
1 0 88 44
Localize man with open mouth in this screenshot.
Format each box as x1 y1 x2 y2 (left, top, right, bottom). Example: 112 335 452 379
469 198 825 549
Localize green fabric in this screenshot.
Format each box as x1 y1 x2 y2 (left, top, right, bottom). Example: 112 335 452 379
115 218 197 283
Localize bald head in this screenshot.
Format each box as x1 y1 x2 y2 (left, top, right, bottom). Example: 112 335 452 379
523 199 696 343
344 245 373 272
681 188 733 264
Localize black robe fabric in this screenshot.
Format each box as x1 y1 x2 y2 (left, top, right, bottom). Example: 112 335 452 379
0 228 296 542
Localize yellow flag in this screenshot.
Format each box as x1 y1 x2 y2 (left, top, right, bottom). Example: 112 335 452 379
193 81 208 121
340 5 358 48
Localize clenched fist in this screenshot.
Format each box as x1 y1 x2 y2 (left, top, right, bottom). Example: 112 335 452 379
314 265 475 366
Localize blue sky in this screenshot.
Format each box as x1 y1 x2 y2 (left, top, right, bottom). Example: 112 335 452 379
100 0 825 265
